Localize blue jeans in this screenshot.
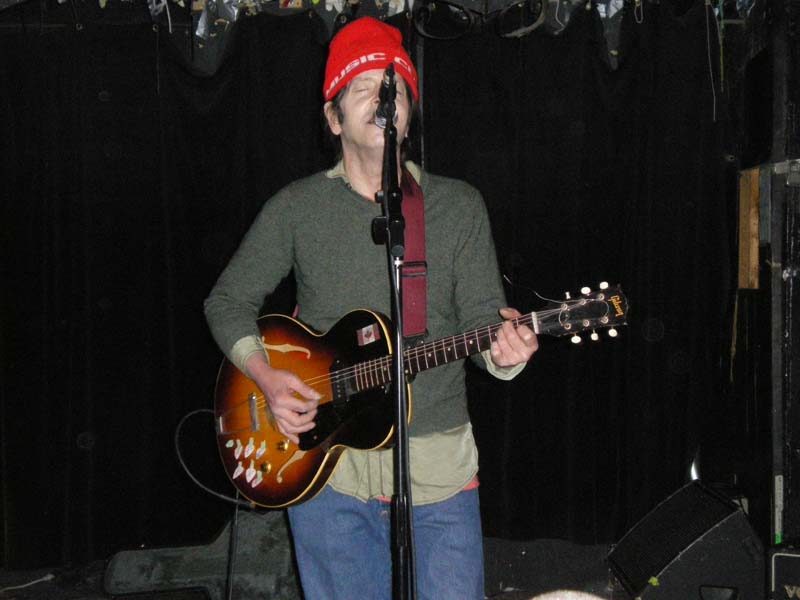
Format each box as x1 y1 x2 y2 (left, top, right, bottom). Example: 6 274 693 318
287 486 484 600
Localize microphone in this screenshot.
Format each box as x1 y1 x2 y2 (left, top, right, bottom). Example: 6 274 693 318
374 63 397 129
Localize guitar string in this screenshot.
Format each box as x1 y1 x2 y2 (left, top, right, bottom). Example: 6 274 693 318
220 298 618 426
224 316 523 421
299 296 615 388
234 319 505 414
298 311 537 388
221 311 545 420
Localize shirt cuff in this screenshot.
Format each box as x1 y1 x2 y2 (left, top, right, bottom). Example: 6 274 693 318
231 335 268 376
481 349 526 381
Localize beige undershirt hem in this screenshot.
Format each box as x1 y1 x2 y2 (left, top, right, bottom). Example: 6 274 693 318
328 422 479 506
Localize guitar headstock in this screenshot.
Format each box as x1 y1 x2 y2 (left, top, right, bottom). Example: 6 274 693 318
535 282 629 341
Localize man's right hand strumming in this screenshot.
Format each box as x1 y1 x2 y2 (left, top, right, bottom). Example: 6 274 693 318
245 354 321 444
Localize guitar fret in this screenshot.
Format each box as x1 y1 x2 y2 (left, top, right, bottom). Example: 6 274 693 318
371 359 377 389
483 325 494 351
355 311 546 388
350 303 611 385
407 349 414 369
468 331 477 352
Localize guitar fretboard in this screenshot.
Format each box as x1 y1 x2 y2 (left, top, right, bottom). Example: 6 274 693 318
345 285 627 393
351 313 537 393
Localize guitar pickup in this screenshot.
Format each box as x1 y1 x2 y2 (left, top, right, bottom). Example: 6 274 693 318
330 359 356 403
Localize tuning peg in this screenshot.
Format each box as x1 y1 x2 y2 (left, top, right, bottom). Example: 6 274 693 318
608 328 618 338
570 334 582 344
599 281 609 290
590 331 599 341
580 286 591 295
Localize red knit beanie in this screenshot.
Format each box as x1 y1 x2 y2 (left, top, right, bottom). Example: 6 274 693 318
323 17 418 102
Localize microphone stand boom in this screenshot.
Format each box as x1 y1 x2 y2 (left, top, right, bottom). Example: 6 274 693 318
370 63 417 600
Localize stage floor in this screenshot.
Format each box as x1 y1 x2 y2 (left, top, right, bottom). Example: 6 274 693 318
0 538 627 599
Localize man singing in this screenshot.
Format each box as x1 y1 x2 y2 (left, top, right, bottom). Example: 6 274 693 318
204 16 537 599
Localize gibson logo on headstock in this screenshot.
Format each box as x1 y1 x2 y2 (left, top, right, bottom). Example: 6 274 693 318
610 295 625 317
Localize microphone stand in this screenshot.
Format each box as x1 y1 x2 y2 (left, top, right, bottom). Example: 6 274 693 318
370 64 416 600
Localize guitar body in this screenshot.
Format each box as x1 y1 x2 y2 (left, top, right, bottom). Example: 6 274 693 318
214 309 407 508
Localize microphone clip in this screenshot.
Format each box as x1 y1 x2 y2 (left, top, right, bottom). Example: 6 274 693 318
375 63 397 130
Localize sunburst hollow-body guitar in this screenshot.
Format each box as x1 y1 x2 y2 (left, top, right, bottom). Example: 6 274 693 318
214 284 628 508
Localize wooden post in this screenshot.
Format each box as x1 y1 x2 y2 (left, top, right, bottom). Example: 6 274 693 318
738 167 760 290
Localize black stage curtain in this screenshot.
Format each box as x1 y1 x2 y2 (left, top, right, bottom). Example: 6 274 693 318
424 2 730 542
1 2 731 568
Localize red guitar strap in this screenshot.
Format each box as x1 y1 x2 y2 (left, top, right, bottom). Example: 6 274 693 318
400 170 427 339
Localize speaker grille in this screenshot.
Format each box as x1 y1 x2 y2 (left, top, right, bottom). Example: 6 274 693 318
607 482 738 595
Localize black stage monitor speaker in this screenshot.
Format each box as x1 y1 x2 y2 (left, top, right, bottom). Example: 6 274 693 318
770 548 800 600
607 481 765 600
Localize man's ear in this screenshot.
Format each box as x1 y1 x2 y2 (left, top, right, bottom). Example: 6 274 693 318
323 101 342 135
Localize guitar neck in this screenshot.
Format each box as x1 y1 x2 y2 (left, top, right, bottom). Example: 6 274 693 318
349 314 537 394
403 313 537 376
348 284 627 393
